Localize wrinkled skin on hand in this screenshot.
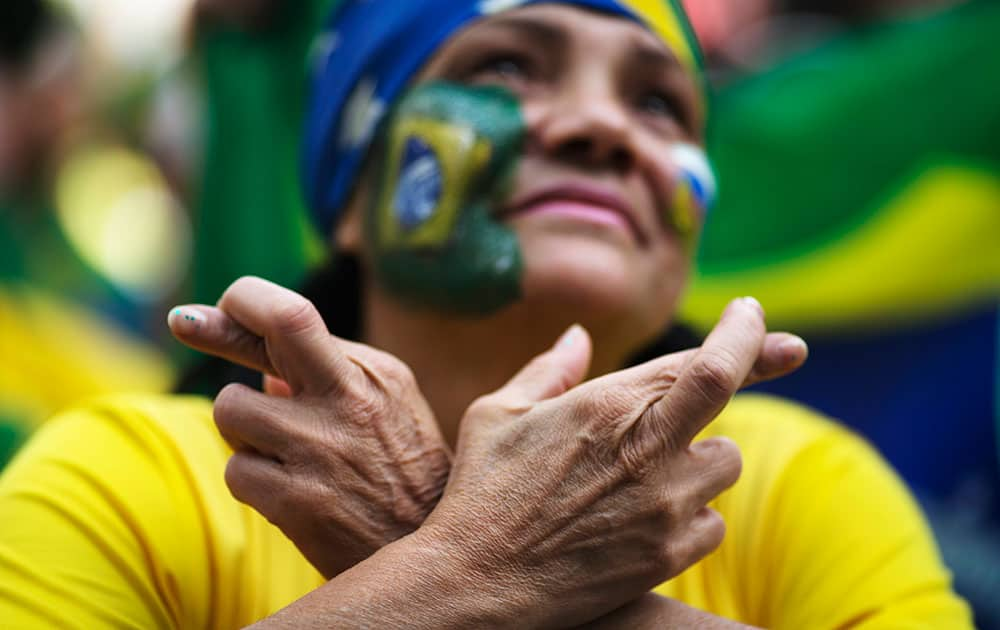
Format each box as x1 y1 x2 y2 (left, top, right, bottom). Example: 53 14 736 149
169 277 452 579
170 282 805 620
418 298 771 629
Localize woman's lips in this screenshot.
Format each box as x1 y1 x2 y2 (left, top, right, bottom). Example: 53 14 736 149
514 199 633 233
504 185 644 243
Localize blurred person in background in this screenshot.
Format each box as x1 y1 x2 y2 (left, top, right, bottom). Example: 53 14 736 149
0 0 973 627
0 0 174 467
682 0 1000 625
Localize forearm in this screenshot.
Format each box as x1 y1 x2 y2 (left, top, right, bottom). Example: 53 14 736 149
253 540 756 630
248 530 513 630
579 594 759 630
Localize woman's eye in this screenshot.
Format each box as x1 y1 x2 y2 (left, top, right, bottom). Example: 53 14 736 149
636 89 694 136
638 91 678 118
485 58 524 77
466 55 530 83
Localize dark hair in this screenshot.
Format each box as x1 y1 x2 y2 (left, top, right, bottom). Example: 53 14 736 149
176 254 702 397
0 0 56 71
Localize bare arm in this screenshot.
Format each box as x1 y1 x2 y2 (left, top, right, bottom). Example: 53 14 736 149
581 594 758 630
246 532 507 630
250 547 761 630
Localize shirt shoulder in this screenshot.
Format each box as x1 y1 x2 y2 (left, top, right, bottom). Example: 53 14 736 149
667 394 973 628
0 393 321 629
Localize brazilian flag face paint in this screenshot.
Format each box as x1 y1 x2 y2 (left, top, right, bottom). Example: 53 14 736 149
365 82 526 315
306 0 708 236
665 143 718 250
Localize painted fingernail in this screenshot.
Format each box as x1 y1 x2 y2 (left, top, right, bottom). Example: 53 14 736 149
556 324 584 349
741 296 764 318
780 337 809 364
168 307 205 334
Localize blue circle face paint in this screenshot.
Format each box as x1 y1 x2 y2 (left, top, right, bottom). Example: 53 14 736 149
394 136 444 231
365 82 526 315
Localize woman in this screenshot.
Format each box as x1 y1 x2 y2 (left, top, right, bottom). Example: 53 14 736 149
0 1 971 627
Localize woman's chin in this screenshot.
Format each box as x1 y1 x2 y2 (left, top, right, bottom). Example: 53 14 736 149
518 243 676 324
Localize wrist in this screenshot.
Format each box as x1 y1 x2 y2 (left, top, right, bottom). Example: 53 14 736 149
395 525 526 630
249 528 514 630
576 594 758 630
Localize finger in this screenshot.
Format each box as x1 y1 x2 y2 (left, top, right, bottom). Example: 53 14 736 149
492 325 593 404
578 329 801 424
263 375 293 398
168 305 275 376
660 507 726 581
745 332 808 387
644 297 767 450
224 450 286 515
681 437 743 511
217 276 354 393
214 383 308 459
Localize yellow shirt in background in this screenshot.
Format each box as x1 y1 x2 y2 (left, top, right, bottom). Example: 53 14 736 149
0 394 973 628
0 286 173 432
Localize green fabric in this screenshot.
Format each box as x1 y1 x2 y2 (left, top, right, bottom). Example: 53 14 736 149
193 0 336 305
699 0 1000 273
0 204 27 283
0 196 120 302
0 419 26 471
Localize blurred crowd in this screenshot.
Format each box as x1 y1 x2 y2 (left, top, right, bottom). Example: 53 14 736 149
1 0 997 625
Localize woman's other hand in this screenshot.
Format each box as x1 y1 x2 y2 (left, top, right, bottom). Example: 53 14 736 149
168 276 452 579
417 297 797 628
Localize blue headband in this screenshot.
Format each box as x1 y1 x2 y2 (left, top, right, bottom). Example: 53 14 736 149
302 0 678 236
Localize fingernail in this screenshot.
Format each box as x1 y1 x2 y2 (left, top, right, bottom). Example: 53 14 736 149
741 296 764 318
556 324 583 349
690 438 726 455
690 439 712 454
779 337 809 364
167 306 205 334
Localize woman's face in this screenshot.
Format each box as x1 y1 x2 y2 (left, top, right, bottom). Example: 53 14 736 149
347 4 705 339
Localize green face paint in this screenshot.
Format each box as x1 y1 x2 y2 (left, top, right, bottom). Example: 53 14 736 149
365 82 525 315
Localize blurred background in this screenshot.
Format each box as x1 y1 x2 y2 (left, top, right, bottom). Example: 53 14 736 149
0 0 997 625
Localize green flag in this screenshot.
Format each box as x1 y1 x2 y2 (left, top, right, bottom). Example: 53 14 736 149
685 0 1000 334
193 0 336 305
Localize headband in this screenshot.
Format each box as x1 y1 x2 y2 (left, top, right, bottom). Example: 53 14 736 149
304 0 704 235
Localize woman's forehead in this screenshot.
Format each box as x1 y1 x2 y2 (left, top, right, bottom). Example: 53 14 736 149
422 4 691 86
439 4 679 59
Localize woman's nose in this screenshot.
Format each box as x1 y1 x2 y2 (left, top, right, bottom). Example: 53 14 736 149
525 82 636 172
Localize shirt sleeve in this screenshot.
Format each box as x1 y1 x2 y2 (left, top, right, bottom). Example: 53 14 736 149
0 395 236 629
740 408 974 629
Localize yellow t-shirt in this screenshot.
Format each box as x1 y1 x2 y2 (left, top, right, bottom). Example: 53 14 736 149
0 394 972 629
0 286 174 432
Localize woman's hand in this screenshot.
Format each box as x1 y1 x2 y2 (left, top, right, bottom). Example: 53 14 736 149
416 297 780 629
168 277 452 579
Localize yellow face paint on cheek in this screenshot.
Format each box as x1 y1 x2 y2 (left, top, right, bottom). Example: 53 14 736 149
664 143 717 250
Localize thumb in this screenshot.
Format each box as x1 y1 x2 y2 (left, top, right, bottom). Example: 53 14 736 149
496 325 592 403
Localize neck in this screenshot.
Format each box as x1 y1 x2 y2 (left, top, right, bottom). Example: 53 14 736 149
364 287 641 448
